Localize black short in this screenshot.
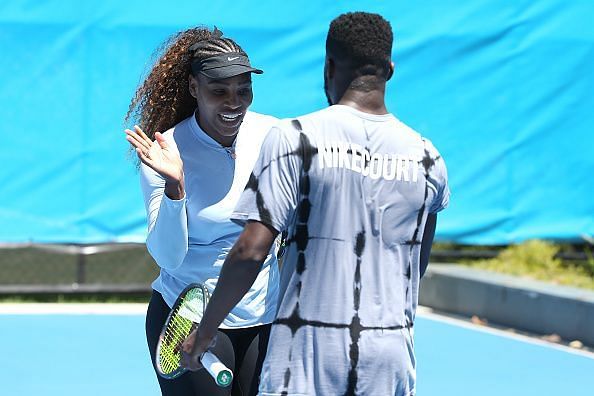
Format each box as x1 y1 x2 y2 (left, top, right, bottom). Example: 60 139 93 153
146 290 271 396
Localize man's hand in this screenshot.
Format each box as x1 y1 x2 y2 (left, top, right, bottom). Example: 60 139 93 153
181 327 216 371
180 221 278 371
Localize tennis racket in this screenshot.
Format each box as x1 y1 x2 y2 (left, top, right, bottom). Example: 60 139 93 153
155 283 233 387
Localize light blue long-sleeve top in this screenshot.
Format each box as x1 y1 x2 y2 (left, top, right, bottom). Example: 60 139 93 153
140 111 279 328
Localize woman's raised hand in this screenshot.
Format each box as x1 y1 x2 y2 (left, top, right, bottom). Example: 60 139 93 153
125 125 184 185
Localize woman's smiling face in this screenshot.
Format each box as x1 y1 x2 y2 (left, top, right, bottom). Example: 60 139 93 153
189 73 253 147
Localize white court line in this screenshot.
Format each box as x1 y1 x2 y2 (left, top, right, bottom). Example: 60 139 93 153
0 303 147 315
1 303 593 360
417 306 594 360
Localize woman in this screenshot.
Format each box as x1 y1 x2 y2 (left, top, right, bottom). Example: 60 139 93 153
124 27 279 396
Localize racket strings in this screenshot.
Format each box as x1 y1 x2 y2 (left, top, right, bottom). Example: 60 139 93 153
158 290 206 375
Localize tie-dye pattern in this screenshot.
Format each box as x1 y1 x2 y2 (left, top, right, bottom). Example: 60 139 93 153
232 105 449 395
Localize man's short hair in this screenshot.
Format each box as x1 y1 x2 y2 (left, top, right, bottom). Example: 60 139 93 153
326 12 393 75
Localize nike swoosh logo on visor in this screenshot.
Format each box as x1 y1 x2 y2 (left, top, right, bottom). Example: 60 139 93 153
227 56 239 61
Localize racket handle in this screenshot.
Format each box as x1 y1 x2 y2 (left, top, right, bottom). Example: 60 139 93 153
201 351 233 387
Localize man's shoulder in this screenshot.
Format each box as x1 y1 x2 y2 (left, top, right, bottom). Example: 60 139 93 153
239 111 279 142
388 117 444 154
244 110 279 127
294 107 335 123
273 107 334 135
392 117 422 139
257 115 314 153
421 136 445 163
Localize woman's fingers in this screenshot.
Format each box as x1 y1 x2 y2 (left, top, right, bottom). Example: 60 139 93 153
134 125 152 144
124 125 152 146
125 130 144 150
155 132 169 149
125 128 152 155
126 137 151 159
135 147 150 164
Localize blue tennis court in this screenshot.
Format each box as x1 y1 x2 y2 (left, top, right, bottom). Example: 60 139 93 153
2 305 593 395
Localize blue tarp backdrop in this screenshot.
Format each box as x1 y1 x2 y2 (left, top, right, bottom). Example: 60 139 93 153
1 1 593 244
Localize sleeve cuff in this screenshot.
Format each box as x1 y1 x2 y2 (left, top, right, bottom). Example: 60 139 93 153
231 211 283 234
161 193 186 205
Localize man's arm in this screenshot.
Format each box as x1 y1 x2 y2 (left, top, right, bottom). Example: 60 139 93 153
420 213 437 278
182 220 278 369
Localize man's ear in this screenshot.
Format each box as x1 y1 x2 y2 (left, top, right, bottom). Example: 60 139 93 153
386 61 395 81
188 74 198 98
325 56 335 80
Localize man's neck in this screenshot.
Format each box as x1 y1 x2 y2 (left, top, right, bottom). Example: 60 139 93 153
337 88 388 115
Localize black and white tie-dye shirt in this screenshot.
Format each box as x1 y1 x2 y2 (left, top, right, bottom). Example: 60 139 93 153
232 105 449 396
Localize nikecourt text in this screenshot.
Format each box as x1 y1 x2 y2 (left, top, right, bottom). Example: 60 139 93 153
317 142 420 182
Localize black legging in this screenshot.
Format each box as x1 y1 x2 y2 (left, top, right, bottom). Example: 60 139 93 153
146 290 271 396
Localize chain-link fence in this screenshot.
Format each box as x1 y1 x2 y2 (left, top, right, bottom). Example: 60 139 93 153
0 243 158 295
2 242 591 297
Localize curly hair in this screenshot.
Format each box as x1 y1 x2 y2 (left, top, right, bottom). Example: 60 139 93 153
326 12 393 76
124 27 247 141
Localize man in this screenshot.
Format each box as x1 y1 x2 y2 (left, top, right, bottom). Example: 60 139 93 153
183 11 449 395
